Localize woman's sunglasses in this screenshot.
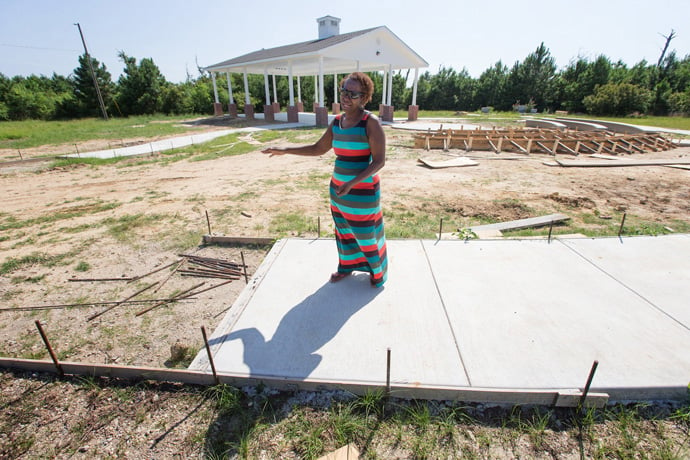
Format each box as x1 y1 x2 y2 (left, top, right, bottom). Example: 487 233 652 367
340 88 364 100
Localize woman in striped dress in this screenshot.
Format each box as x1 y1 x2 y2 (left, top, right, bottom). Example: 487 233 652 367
262 72 388 287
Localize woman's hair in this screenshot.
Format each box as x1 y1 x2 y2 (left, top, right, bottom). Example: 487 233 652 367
340 72 375 105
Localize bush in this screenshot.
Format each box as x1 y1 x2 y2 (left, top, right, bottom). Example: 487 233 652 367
583 83 652 116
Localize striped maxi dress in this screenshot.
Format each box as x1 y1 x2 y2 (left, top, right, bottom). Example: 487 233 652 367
330 112 388 287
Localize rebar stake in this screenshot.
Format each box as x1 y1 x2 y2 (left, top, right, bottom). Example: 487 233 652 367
201 326 220 385
548 221 554 243
35 320 64 377
317 216 321 238
385 348 391 397
205 210 212 235
578 360 599 412
618 212 627 237
438 218 443 241
18 149 23 160
240 251 248 284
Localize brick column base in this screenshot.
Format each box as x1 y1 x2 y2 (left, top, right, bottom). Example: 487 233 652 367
272 102 280 113
380 105 394 122
296 101 304 112
228 103 238 118
244 104 254 120
315 107 329 127
332 102 341 115
287 106 299 123
313 102 319 112
379 104 384 118
213 102 223 116
407 105 419 121
264 104 275 122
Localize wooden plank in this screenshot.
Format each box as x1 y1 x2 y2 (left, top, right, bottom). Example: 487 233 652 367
469 213 570 232
0 357 610 406
417 157 479 169
554 158 690 167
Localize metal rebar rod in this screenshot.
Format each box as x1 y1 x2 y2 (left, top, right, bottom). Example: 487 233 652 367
68 277 134 282
578 360 599 411
201 326 220 385
135 282 205 316
385 348 391 397
241 252 248 284
438 218 443 240
152 260 185 293
618 212 627 237
128 259 183 283
87 281 159 321
205 210 212 235
35 320 64 377
548 221 554 243
0 298 196 313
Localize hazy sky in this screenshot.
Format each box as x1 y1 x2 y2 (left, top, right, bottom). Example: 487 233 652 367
1 0 689 83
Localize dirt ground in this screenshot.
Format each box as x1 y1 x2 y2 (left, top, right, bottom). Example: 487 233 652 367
1 117 689 458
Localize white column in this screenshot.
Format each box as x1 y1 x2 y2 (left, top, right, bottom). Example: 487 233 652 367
318 56 325 107
263 67 271 105
314 75 318 104
387 64 394 106
226 71 234 105
381 69 387 105
297 75 302 102
288 62 295 106
243 68 250 105
356 60 360 72
211 72 219 103
333 74 338 103
272 74 278 105
411 67 419 106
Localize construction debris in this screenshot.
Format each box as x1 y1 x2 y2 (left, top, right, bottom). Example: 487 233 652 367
417 157 478 168
467 213 570 236
413 127 674 155
552 158 690 167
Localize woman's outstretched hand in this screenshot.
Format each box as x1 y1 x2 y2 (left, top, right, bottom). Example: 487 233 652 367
262 147 285 157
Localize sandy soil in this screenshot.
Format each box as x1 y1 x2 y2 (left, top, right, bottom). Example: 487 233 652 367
1 118 689 458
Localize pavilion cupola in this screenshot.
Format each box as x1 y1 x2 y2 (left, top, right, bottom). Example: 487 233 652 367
317 15 340 39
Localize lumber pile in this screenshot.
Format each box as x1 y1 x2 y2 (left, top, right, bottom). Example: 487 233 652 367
413 127 673 155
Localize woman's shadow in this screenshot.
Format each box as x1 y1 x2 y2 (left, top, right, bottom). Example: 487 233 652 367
210 275 383 380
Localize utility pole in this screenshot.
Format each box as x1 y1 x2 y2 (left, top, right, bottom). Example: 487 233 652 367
75 22 108 120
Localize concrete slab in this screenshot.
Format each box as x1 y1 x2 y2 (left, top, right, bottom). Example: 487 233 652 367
192 235 690 403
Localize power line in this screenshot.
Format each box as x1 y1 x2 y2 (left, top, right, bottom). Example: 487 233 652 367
0 43 79 53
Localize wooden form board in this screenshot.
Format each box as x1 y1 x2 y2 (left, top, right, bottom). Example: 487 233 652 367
413 127 673 155
554 158 690 167
0 357 609 407
469 213 570 232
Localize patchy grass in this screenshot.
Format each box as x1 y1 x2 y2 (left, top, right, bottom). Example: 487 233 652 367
0 115 205 151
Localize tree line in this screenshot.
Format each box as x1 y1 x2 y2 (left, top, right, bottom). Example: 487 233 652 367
1 41 689 121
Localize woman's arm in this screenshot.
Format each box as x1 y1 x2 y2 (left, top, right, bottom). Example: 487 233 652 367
334 115 386 196
262 122 334 157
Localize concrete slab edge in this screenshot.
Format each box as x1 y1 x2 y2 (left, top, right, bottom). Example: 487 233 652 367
0 357 612 407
